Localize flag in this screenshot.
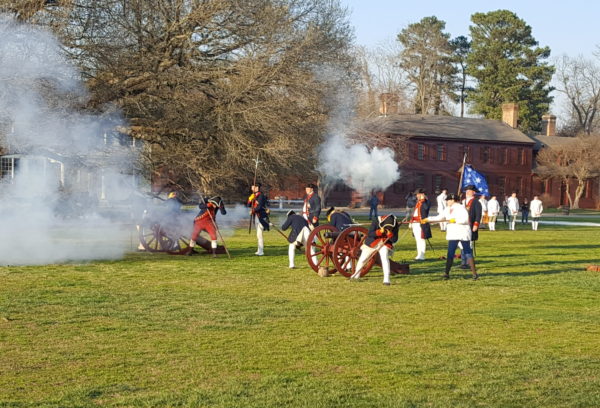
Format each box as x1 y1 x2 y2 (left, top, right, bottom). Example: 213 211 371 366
461 164 490 196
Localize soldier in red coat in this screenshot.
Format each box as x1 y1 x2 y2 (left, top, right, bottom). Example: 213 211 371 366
188 196 226 257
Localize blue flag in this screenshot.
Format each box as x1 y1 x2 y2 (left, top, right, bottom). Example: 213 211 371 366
462 165 490 196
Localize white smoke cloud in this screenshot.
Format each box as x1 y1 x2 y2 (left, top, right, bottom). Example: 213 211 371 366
318 133 400 196
0 15 137 265
314 65 401 197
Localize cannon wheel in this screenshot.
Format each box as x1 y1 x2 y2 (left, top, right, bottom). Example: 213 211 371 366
166 235 194 255
305 225 338 273
332 226 376 278
139 222 173 252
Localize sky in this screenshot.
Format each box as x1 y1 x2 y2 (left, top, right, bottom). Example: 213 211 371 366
341 0 599 57
340 0 600 118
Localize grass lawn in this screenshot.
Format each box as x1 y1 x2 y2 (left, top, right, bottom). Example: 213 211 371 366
1 219 600 407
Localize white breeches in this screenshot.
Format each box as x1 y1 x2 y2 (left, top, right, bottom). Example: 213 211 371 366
351 244 391 284
410 223 426 259
289 227 314 267
509 214 517 230
255 216 264 254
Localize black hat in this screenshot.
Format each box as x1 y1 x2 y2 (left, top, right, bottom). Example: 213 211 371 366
208 196 223 207
326 206 335 217
446 193 459 201
253 182 262 188
306 183 317 190
286 210 295 217
414 188 426 194
463 184 478 193
378 214 397 229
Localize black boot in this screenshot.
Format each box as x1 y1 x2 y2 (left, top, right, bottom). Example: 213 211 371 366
467 258 478 280
444 257 453 280
212 248 217 258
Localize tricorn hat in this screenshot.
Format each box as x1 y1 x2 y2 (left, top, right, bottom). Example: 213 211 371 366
378 214 397 229
446 193 459 201
414 188 426 194
326 206 335 217
208 196 223 207
286 210 295 217
463 184 478 193
306 183 317 190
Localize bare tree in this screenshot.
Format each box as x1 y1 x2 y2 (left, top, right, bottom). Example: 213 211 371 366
3 0 357 198
554 55 600 135
536 136 600 208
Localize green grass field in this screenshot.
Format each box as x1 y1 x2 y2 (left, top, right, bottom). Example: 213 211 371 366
1 219 600 407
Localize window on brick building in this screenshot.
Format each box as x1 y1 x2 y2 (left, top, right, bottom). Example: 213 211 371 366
416 173 425 189
518 148 526 165
417 143 425 160
481 147 490 163
436 144 446 161
497 176 506 197
499 147 508 165
460 145 472 161
433 175 443 193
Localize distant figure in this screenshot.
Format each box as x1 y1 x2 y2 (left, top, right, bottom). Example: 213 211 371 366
405 192 417 212
487 195 500 231
530 196 544 231
521 198 530 224
479 195 488 227
436 188 448 231
507 192 519 230
368 193 379 220
501 196 510 225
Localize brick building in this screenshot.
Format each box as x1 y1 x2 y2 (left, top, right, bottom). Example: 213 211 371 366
324 104 599 209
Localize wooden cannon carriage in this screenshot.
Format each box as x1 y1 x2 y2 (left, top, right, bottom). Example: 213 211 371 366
305 225 409 277
138 207 226 255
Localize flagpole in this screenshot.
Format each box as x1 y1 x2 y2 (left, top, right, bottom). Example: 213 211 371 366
457 152 468 196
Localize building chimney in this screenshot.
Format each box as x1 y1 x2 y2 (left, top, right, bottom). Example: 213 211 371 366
502 103 519 128
541 114 556 136
379 93 398 116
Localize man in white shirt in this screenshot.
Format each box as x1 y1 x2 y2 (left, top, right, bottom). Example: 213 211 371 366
529 195 544 231
507 192 519 231
487 195 500 231
479 195 488 228
436 188 448 231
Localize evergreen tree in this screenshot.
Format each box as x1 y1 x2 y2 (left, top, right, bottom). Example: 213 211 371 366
397 16 456 115
466 10 554 131
450 35 471 118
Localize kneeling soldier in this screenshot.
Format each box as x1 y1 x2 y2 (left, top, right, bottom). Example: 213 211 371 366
189 196 226 257
326 206 353 232
350 214 399 285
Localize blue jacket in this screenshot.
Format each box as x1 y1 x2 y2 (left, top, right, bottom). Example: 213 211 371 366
281 214 309 243
247 191 270 231
329 211 353 231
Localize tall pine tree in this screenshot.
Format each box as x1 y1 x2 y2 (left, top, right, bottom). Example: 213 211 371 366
466 10 554 132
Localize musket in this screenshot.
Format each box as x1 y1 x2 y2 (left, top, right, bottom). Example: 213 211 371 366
350 236 390 279
248 154 261 234
200 193 232 259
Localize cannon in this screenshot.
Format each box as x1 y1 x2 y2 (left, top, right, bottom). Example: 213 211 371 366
304 225 409 277
138 206 226 255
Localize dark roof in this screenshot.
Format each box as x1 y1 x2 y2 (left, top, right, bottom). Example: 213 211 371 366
529 135 576 150
378 114 535 145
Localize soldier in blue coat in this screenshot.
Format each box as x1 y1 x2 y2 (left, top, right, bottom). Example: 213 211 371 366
281 210 311 269
302 183 321 228
247 182 270 256
326 206 353 232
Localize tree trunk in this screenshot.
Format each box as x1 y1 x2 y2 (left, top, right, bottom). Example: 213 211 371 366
572 179 586 209
564 179 574 208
